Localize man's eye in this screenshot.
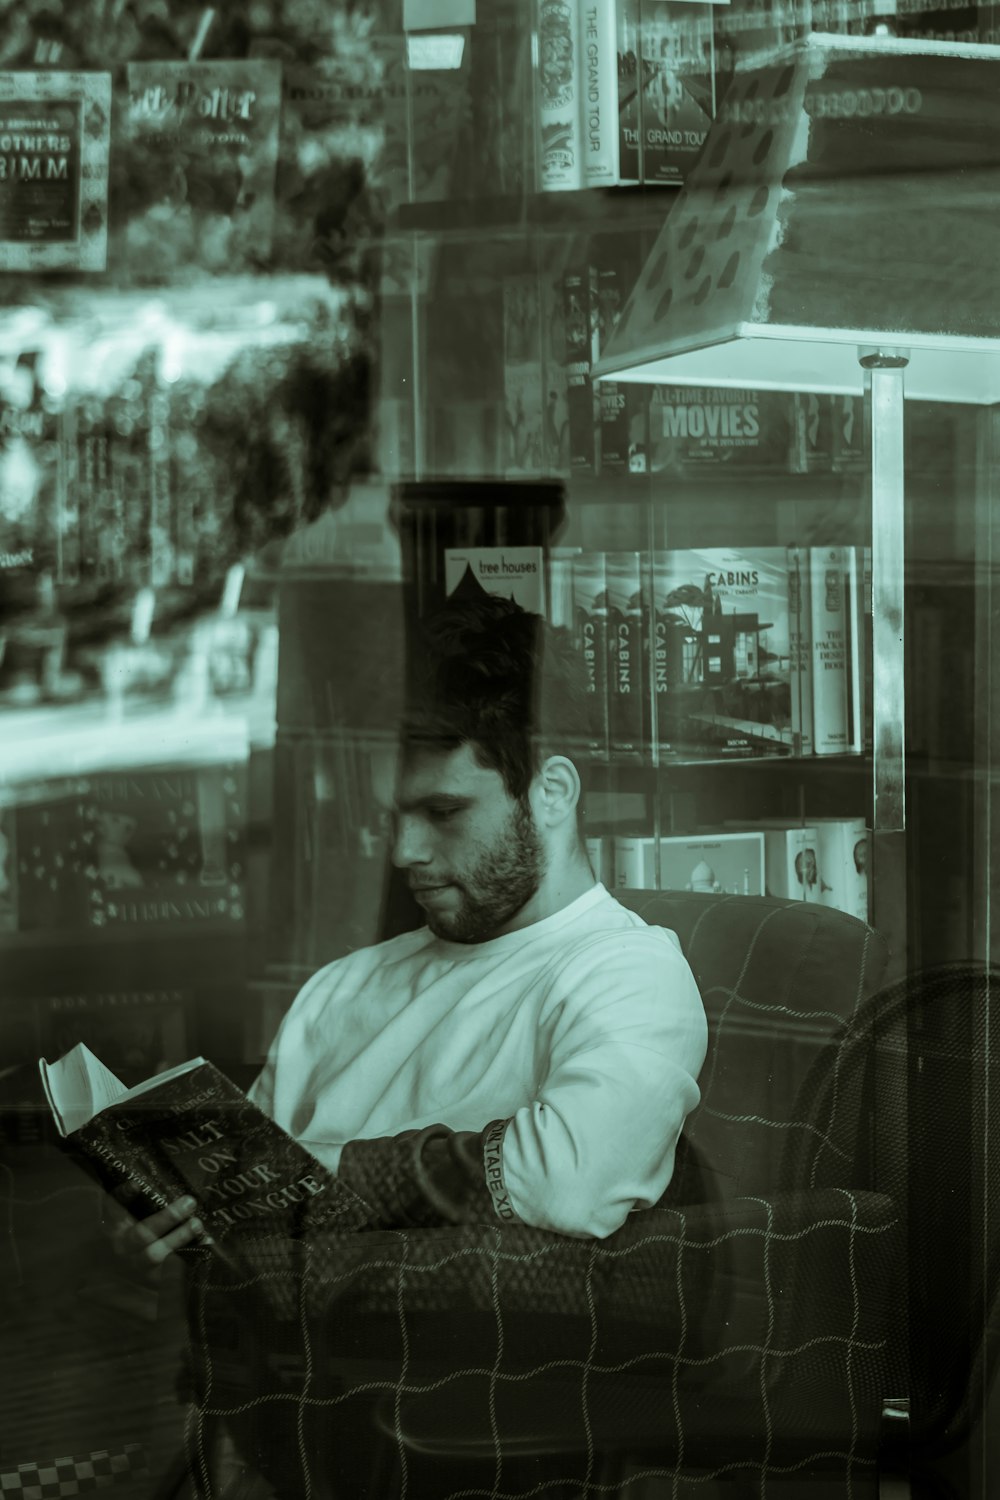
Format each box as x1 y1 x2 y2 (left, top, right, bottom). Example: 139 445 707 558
427 806 461 822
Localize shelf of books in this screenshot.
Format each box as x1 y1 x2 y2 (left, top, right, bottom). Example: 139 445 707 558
368 0 894 970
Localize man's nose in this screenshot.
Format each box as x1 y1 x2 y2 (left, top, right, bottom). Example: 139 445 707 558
391 814 431 869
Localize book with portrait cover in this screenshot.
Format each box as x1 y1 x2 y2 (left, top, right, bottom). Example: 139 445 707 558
125 59 282 279
39 1043 369 1267
0 71 111 272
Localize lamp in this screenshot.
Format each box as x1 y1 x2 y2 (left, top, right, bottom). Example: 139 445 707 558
593 34 1000 957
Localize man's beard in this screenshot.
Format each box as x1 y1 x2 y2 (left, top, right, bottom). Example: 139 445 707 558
422 798 545 944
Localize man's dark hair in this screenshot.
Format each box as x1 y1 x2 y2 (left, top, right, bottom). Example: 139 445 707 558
402 593 591 806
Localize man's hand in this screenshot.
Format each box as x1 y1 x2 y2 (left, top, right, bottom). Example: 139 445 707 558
110 1195 211 1270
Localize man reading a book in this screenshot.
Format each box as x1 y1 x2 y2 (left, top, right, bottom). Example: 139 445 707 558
126 592 707 1261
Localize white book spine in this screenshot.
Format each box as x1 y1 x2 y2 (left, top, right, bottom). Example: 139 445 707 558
809 545 850 755
845 545 863 754
537 0 585 190
613 835 655 888
762 825 821 902
585 835 612 886
814 817 868 922
579 0 620 186
788 545 814 756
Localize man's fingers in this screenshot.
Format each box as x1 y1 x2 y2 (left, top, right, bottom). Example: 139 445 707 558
142 1214 203 1265
134 1195 198 1245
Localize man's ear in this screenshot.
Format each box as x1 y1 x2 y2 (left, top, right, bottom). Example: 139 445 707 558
531 756 581 829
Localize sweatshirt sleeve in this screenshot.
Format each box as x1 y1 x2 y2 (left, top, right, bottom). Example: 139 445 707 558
500 929 707 1238
337 928 707 1240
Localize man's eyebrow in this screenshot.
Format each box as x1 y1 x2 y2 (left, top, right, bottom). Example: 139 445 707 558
393 794 475 814
394 794 474 813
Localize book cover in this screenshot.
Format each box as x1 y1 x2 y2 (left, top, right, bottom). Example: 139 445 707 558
812 816 868 923
655 547 794 758
502 274 546 475
830 395 866 475
648 387 797 473
764 825 821 902
660 832 765 896
563 264 600 473
617 832 766 893
125 60 282 279
17 765 246 932
0 71 111 272
572 551 610 759
444 547 546 614
605 550 646 757
787 544 814 756
637 1 715 186
580 0 620 186
809 545 850 755
616 0 642 183
39 1045 369 1265
537 0 584 190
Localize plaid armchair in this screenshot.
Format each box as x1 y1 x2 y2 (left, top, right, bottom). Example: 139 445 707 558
182 892 901 1499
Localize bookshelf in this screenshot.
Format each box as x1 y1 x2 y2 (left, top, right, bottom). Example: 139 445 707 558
368 22 868 906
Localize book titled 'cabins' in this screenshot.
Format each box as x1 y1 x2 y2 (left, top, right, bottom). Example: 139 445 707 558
40 1043 370 1271
653 547 793 758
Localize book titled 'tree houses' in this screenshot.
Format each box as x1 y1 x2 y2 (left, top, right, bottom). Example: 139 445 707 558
39 1044 368 1264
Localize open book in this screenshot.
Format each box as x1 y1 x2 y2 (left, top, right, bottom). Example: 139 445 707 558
40 1044 369 1260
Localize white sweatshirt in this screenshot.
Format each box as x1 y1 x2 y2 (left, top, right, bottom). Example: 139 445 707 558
250 884 707 1239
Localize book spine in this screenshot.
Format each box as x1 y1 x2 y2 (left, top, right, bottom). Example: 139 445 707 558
502 273 545 475
814 818 868 922
580 0 621 186
649 550 676 756
596 259 621 469
613 835 654 888
616 0 642 183
541 267 570 473
809 545 850 755
845 545 863 754
585 834 613 886
606 550 645 758
547 546 582 630
787 544 814 756
762 826 820 902
563 264 600 473
572 551 610 760
536 0 584 190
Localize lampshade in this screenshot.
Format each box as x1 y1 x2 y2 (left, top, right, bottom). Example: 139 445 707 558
594 34 1000 402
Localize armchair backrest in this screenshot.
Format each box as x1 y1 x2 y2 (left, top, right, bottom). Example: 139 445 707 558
614 890 890 1199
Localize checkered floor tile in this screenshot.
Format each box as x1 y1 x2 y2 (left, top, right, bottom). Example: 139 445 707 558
0 1445 147 1496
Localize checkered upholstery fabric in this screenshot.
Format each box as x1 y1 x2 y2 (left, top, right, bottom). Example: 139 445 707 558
183 892 900 1497
0 1446 147 1498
